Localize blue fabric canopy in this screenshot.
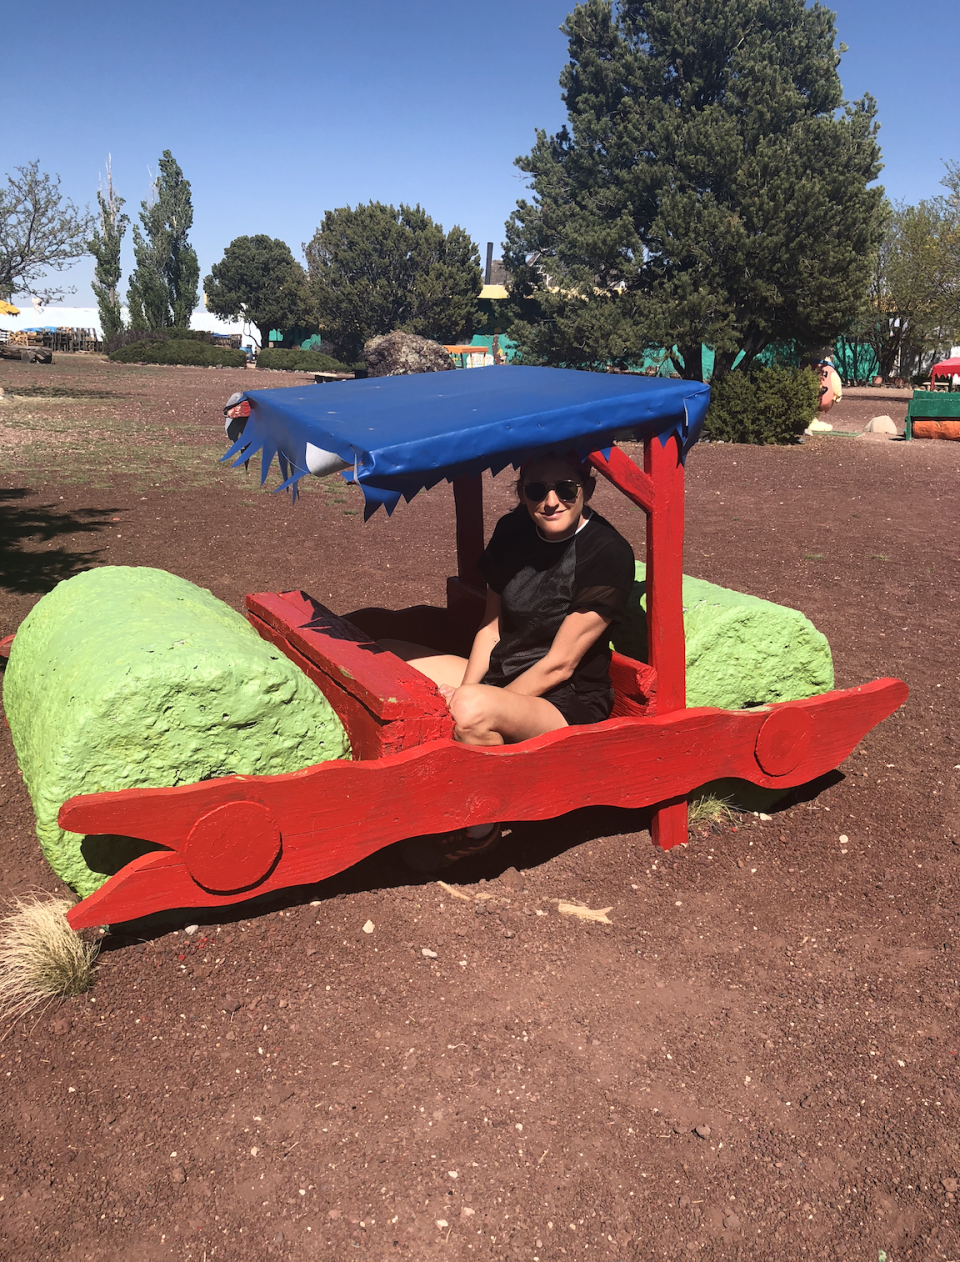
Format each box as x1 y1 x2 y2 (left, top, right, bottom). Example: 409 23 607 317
223 365 710 518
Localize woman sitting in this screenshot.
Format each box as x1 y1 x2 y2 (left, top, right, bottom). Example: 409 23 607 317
380 450 635 871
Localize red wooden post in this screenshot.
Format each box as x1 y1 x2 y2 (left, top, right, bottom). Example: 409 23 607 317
644 433 688 849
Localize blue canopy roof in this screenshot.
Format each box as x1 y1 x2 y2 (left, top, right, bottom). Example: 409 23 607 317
223 365 710 518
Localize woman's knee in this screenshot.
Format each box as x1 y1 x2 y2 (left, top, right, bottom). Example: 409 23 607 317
449 684 493 734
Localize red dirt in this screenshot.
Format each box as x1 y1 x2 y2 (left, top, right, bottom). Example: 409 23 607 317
1 356 959 1262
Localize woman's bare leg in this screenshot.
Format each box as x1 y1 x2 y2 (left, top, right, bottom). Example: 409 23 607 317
377 638 468 691
449 683 567 746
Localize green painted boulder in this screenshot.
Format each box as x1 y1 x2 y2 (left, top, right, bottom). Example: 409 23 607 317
612 563 834 709
3 567 351 898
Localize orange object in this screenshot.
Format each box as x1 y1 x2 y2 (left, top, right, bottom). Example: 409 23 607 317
912 420 960 441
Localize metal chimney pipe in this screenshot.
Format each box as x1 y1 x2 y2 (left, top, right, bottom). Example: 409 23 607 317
484 242 494 285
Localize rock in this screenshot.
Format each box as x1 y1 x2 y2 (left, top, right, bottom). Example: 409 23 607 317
942 1177 959 1193
171 1164 186 1184
221 996 241 1013
184 925 199 936
363 331 455 377
362 920 375 934
866 414 898 434
614 564 833 712
3 567 351 898
460 1206 476 1219
694 1124 712 1139
422 947 438 958
723 1212 741 1230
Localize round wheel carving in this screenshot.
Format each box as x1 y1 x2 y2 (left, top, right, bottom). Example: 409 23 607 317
182 800 281 893
755 708 813 778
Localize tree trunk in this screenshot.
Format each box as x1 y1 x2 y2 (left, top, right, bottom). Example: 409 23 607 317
676 342 704 381
256 323 271 355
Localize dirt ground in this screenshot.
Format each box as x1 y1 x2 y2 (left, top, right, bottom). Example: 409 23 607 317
0 355 958 1262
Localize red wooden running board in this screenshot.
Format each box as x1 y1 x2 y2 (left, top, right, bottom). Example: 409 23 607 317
60 678 907 929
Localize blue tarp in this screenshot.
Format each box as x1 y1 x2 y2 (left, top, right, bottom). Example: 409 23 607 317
224 365 710 518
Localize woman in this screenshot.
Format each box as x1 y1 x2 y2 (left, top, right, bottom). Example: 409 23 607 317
381 450 636 871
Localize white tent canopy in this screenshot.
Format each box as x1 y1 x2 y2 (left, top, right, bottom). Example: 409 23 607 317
0 305 257 348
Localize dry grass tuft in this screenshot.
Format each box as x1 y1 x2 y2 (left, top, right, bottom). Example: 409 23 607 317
687 792 739 831
0 895 99 1034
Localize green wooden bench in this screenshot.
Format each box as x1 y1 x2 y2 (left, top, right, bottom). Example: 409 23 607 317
905 390 960 440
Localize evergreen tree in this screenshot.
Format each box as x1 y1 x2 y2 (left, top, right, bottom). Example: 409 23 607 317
304 203 482 362
204 235 315 352
126 151 200 329
505 0 884 379
87 158 128 342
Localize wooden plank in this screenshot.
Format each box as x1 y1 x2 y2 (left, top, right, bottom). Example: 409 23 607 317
452 475 486 592
643 433 688 843
609 652 657 717
643 434 686 713
246 591 449 722
587 446 656 513
64 678 907 928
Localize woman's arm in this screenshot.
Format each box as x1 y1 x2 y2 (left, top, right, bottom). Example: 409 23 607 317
460 589 501 686
504 608 612 698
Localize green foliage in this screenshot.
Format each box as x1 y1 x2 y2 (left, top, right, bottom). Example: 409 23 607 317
108 339 245 367
87 160 128 342
505 0 884 380
103 327 215 355
255 347 353 373
0 161 94 302
304 202 482 362
127 151 200 329
858 178 960 380
204 235 316 353
704 366 820 444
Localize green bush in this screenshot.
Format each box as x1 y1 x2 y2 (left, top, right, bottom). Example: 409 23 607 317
104 327 217 355
109 339 246 368
255 347 354 373
704 366 820 444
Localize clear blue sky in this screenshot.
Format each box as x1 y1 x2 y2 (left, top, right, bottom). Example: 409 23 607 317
7 0 959 307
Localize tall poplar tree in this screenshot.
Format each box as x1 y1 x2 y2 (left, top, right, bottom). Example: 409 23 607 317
126 151 200 329
505 0 884 379
87 158 128 341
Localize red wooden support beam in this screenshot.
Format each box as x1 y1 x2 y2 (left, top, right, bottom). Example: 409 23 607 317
643 433 688 848
452 475 486 594
587 446 656 513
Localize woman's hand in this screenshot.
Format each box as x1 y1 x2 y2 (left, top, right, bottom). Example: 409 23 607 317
437 683 457 706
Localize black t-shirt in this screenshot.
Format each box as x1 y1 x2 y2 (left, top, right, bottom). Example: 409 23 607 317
476 505 636 712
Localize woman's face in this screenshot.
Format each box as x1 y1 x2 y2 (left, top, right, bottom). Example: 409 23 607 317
519 455 591 540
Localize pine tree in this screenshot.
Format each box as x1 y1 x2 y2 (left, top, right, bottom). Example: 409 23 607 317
87 158 128 342
505 0 884 379
126 151 200 329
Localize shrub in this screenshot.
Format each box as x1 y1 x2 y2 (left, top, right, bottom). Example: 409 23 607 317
103 327 216 355
255 346 355 373
0 896 99 1030
704 365 820 444
109 339 246 368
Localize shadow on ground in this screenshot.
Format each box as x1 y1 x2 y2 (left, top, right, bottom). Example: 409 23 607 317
0 488 114 595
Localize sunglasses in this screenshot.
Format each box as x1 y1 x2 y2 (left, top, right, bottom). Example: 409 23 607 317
521 479 583 503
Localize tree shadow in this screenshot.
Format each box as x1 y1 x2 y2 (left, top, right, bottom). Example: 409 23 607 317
0 488 115 596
